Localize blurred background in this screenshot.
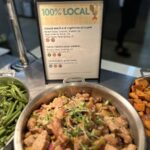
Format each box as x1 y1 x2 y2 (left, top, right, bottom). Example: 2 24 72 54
0 0 150 69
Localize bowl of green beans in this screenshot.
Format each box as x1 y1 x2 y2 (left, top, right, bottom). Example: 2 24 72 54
0 77 29 150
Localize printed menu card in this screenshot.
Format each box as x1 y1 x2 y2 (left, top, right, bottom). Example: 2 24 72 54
36 0 103 82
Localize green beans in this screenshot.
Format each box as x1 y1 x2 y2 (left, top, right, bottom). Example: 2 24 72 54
0 127 6 137
0 81 28 149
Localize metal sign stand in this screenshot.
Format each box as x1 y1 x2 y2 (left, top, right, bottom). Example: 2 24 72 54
6 0 29 71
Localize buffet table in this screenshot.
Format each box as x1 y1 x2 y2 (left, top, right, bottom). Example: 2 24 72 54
15 58 138 100
4 58 150 149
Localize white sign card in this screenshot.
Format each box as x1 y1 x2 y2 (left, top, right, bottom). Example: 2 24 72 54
36 0 103 82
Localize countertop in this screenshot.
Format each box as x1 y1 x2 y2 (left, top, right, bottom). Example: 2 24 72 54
3 58 149 150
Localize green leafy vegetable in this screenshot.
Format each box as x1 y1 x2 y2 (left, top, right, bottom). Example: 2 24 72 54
0 81 28 148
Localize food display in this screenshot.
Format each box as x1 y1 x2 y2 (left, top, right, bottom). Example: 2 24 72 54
0 78 28 149
129 77 150 137
23 92 137 150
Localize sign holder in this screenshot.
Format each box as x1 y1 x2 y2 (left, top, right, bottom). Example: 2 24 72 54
35 0 104 83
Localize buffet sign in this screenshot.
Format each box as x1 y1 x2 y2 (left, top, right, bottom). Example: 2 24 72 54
36 0 103 83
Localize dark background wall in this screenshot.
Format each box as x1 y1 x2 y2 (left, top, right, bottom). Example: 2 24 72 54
103 0 150 44
0 0 11 37
0 0 149 54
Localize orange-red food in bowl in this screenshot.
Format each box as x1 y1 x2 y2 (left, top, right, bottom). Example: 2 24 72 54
129 77 150 137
